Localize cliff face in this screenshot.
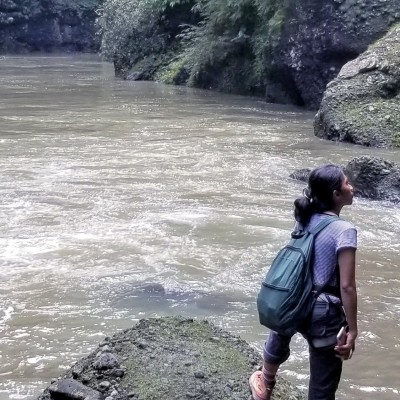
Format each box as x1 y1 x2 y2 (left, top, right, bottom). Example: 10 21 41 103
268 0 400 109
0 0 100 53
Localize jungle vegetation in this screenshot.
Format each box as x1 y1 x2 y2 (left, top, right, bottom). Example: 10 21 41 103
97 0 294 95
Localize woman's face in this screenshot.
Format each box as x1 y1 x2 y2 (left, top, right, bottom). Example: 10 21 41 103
336 174 354 206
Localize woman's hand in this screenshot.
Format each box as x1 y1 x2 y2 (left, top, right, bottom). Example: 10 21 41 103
334 329 357 360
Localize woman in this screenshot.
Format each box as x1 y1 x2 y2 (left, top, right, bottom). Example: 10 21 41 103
249 164 358 400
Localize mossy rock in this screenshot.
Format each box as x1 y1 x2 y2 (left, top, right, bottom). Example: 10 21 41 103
158 58 190 85
314 23 400 148
37 317 306 400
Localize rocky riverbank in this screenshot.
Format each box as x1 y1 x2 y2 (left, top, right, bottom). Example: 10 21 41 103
37 317 305 400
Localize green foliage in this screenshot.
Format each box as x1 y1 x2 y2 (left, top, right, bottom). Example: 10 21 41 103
98 0 294 92
158 57 188 84
177 0 292 92
98 0 192 73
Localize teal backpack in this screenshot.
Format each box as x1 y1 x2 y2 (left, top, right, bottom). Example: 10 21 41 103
257 216 339 336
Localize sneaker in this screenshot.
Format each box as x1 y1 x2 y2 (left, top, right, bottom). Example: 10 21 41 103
249 370 274 400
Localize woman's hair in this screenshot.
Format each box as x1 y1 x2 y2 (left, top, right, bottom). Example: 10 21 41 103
294 164 344 225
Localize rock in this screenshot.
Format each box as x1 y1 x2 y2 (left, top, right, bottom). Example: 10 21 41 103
109 369 125 378
98 381 111 392
71 362 85 379
135 340 149 349
344 156 400 202
314 23 400 147
289 168 312 182
81 375 91 384
125 71 144 81
100 345 112 353
48 378 102 400
37 317 306 400
193 371 205 379
93 353 120 370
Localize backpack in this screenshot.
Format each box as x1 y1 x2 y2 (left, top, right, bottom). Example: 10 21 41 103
257 215 339 337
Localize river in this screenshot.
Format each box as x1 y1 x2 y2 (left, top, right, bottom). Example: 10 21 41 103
0 55 399 400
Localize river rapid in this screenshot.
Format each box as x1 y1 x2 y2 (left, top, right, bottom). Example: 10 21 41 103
0 55 399 400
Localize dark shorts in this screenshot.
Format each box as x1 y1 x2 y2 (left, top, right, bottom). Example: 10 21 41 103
263 300 346 400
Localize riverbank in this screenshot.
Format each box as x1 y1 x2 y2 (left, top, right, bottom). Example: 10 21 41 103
37 317 305 400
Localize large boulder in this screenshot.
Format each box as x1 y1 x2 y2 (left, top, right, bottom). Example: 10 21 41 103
48 379 102 400
314 23 400 147
268 0 400 109
37 317 305 400
344 156 400 203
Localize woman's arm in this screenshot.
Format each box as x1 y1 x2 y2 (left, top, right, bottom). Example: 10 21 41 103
335 247 358 359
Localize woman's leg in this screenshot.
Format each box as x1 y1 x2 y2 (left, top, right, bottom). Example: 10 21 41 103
263 330 291 385
249 331 291 400
261 361 279 400
263 330 291 364
307 301 346 399
308 345 342 400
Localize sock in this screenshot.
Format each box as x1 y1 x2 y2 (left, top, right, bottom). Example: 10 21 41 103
262 364 278 385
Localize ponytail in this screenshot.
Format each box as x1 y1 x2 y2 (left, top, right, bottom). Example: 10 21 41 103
294 187 315 225
294 164 344 225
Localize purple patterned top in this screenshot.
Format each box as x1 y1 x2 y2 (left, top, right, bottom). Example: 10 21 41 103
298 213 357 298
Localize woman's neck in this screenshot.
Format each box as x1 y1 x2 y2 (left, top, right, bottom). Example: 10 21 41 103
323 209 340 216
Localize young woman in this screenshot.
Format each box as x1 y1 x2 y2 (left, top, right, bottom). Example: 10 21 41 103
250 164 358 400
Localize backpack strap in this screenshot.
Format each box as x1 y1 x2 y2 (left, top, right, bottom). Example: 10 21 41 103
308 215 340 236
